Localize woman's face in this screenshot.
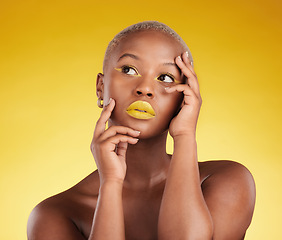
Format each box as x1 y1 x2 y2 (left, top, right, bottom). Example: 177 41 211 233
99 30 186 138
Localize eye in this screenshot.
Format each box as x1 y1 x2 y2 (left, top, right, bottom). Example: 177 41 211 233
156 73 175 83
115 65 140 76
121 65 137 75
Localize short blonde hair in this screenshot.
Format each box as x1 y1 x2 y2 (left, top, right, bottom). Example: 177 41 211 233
103 21 193 72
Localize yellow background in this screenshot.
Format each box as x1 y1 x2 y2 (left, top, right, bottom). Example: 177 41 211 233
1 0 281 239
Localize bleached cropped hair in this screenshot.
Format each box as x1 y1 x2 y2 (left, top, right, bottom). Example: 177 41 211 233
103 21 193 71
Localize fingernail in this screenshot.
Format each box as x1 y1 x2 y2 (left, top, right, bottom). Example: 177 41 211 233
191 61 193 66
105 98 112 107
135 138 139 142
135 130 141 134
165 87 170 90
177 56 182 61
186 51 189 58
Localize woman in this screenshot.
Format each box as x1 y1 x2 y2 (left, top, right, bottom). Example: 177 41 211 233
27 21 256 240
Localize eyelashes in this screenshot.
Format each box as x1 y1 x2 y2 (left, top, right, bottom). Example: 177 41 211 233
155 73 176 83
115 65 180 84
114 65 141 77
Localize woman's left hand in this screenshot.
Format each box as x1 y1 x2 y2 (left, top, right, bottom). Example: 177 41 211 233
166 52 202 137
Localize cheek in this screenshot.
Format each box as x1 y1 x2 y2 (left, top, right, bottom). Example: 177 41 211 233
103 76 127 102
159 91 183 119
167 92 183 111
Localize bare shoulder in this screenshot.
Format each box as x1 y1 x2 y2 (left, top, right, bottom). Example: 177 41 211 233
27 170 100 240
199 160 255 183
199 160 256 194
199 160 256 239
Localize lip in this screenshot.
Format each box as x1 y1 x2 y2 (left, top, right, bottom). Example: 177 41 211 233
126 101 156 119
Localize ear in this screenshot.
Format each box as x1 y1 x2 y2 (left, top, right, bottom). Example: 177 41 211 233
96 73 104 99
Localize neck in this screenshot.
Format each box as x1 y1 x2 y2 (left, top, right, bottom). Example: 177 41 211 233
123 131 171 191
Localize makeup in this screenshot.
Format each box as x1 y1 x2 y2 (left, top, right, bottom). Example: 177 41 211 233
154 73 181 84
114 65 141 77
115 66 181 83
126 101 156 119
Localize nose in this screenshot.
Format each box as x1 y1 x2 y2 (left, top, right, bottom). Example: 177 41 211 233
134 76 154 98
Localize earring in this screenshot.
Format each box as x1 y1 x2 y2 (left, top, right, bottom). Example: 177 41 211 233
97 98 103 108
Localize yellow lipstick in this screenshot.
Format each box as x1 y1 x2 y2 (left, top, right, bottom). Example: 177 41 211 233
126 101 156 119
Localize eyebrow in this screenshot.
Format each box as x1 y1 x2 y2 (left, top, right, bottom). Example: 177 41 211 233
163 62 181 75
163 62 177 67
118 53 140 61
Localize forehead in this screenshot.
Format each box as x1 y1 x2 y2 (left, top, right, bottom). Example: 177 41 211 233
113 30 184 61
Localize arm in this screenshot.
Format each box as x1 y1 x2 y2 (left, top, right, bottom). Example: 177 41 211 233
28 99 139 240
158 52 212 239
89 98 139 240
89 181 125 239
158 134 213 240
158 52 256 239
28 182 126 240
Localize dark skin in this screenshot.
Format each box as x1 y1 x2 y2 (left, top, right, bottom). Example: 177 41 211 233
27 30 256 240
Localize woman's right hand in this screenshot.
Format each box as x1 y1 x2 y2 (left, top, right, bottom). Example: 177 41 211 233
90 98 140 184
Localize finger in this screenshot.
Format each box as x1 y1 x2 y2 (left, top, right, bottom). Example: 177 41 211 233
176 55 198 86
100 126 140 142
93 98 115 139
182 51 196 76
165 84 199 105
175 56 201 99
116 142 128 158
106 135 139 151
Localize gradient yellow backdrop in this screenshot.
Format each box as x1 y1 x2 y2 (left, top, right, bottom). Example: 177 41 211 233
1 0 281 239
